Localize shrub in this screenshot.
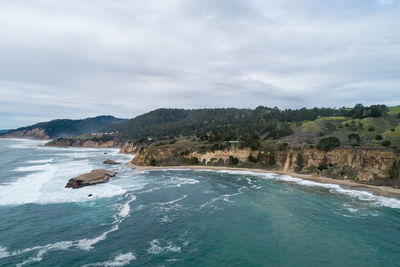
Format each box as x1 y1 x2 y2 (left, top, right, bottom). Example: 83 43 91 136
348 133 361 146
317 137 340 151
149 158 156 166
248 154 258 163
318 163 328 171
228 156 239 165
391 128 395 132
382 140 391 147
278 142 289 151
267 153 276 166
368 126 375 132
189 157 199 164
375 134 383 140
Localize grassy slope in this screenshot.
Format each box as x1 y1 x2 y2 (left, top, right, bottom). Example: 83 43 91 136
388 105 400 115
284 113 400 148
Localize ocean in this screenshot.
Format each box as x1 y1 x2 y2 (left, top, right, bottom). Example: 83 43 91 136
0 138 399 266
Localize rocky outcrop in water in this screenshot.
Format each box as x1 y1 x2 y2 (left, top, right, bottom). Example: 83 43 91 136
103 159 120 165
65 169 117 189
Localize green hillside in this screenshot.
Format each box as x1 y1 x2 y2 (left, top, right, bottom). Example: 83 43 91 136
1 116 126 139
105 104 399 149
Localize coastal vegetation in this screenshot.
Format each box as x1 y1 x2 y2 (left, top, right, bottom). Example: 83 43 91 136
0 115 125 139
14 103 400 187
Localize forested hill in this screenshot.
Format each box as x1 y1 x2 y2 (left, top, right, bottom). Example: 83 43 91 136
104 104 398 146
0 116 126 139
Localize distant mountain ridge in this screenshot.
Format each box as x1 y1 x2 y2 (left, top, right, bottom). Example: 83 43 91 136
0 115 126 140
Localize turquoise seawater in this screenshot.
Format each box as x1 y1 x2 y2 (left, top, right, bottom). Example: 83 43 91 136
0 138 400 266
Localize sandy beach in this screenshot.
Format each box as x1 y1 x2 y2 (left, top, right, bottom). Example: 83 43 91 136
127 163 400 199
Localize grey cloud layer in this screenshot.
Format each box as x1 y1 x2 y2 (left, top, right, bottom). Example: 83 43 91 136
0 0 399 128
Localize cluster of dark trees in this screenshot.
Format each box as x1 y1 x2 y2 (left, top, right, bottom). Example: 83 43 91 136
344 104 388 119
105 104 389 145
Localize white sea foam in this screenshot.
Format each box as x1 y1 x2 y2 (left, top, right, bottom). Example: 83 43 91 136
169 177 199 188
14 164 53 172
147 240 181 255
7 139 48 149
158 194 187 206
26 159 54 164
3 194 136 265
0 160 126 205
119 195 136 217
83 252 136 267
183 168 400 209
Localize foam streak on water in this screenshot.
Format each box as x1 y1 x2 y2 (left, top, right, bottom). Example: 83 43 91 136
83 252 136 267
0 193 136 266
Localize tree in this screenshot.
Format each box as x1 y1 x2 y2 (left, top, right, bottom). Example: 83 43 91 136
317 137 341 151
382 140 391 147
375 134 383 140
351 104 365 119
239 132 261 150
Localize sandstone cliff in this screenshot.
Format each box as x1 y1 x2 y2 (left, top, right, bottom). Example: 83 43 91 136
132 145 400 186
46 138 117 148
1 128 50 140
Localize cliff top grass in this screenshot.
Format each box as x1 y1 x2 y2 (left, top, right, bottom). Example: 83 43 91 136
388 105 400 115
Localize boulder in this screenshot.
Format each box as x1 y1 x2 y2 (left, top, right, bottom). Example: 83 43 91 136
103 159 120 165
65 169 117 189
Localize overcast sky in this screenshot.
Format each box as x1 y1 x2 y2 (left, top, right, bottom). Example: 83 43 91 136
0 0 399 128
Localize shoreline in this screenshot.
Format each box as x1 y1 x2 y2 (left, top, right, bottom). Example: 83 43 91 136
127 163 400 199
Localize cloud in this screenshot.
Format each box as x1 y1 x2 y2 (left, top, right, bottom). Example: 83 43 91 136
0 0 399 128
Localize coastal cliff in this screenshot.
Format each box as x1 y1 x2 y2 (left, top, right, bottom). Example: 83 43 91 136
1 128 50 140
132 145 400 187
45 137 117 148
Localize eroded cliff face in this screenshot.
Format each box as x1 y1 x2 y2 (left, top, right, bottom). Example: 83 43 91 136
119 142 138 154
132 145 399 184
46 138 116 148
1 128 49 140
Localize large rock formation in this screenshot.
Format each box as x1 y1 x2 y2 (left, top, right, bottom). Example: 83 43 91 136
65 169 117 189
131 145 400 186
